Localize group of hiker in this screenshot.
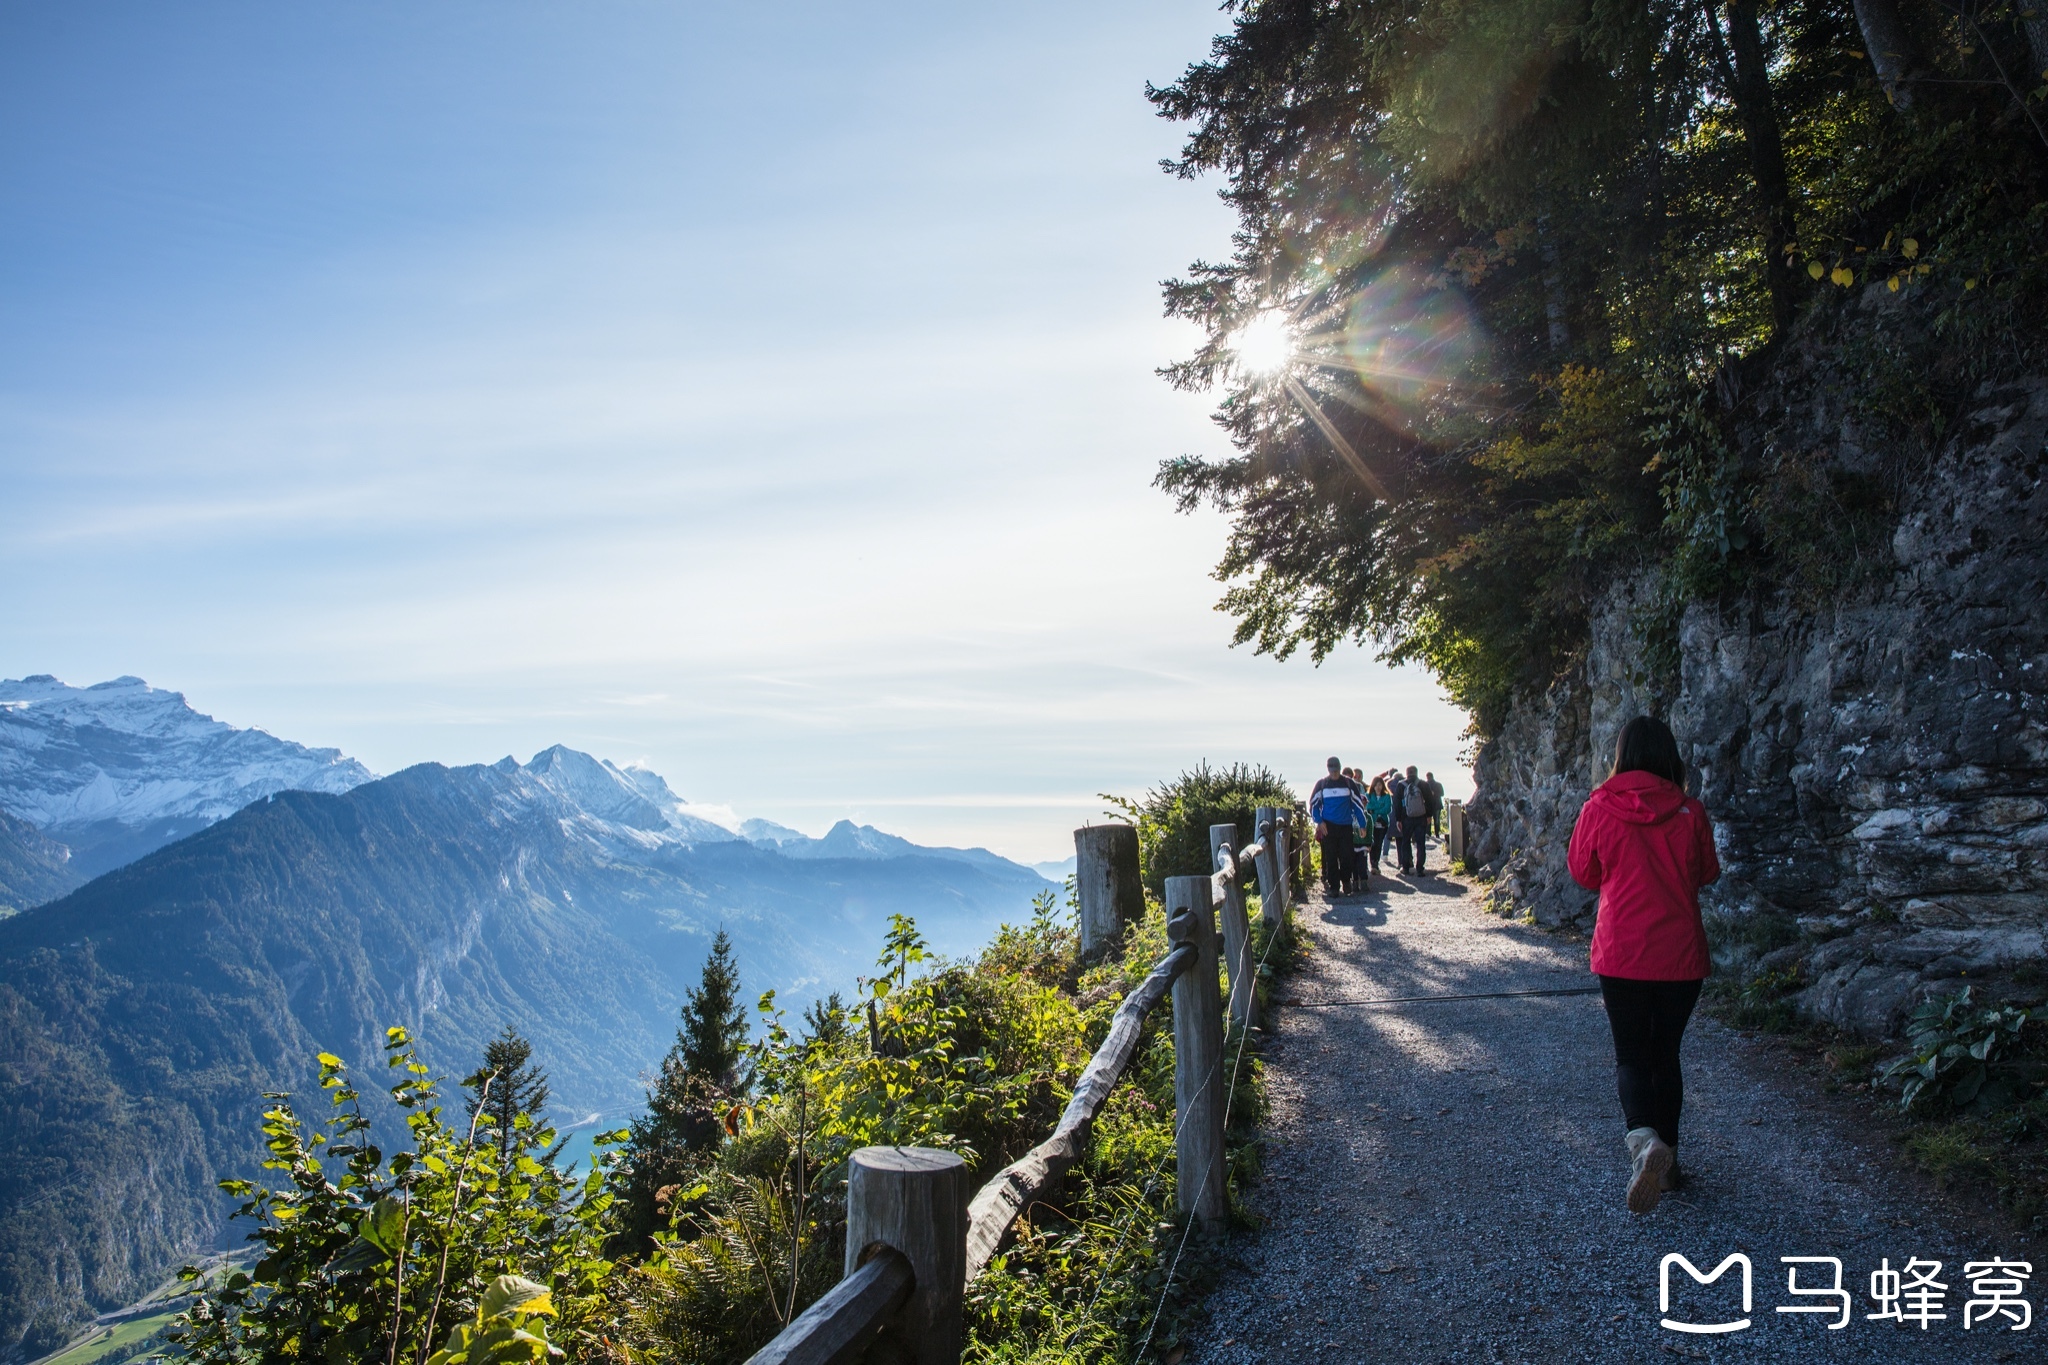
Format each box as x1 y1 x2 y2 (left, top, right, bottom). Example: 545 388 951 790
1307 757 1444 894
1302 716 1721 1217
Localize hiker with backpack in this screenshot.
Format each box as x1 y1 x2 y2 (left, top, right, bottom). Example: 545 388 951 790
1568 715 1720 1215
1309 757 1365 896
1395 764 1432 874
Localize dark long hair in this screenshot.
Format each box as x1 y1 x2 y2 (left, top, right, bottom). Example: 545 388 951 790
1612 715 1685 787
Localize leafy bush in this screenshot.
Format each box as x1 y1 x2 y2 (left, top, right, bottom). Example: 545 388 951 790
612 895 1279 1364
1103 762 1298 897
163 1027 617 1364
1880 988 2043 1113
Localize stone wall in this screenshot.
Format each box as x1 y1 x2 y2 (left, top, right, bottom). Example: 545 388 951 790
1468 376 2048 1038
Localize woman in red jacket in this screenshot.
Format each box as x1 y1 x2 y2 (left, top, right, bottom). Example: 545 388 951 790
1568 715 1720 1214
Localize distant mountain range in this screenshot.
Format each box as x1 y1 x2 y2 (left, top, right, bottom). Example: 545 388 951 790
0 676 1056 1360
0 675 375 880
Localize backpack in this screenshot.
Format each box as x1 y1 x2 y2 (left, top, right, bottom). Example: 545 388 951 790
1403 783 1429 818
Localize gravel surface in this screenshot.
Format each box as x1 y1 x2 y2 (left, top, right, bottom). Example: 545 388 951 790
1188 874 2037 1363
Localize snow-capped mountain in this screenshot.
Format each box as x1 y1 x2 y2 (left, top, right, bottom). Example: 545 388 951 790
0 674 1054 902
515 744 740 844
470 753 1036 886
0 675 375 877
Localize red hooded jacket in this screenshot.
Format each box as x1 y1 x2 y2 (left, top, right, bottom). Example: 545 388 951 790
1568 770 1719 980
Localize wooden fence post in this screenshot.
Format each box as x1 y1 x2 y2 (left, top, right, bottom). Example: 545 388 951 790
845 1146 969 1365
1073 824 1143 961
1164 875 1228 1229
1252 807 1283 928
1275 812 1295 920
1447 799 1466 866
1208 824 1258 1031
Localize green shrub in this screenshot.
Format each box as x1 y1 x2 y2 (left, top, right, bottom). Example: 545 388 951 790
1713 966 1805 1034
163 1029 617 1364
616 897 1280 1364
1103 762 1298 897
1880 987 2043 1113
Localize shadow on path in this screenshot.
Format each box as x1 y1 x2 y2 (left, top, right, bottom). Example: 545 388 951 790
1190 881 2028 1364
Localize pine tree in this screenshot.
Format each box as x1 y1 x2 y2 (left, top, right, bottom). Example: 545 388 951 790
679 928 748 1086
614 930 750 1251
466 1026 553 1168
801 991 847 1051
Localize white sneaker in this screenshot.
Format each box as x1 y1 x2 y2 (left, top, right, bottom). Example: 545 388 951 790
1625 1127 1674 1214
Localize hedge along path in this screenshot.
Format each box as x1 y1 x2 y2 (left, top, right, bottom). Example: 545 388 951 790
1191 876 2010 1364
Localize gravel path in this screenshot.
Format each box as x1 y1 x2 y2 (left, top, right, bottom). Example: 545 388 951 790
1190 874 2036 1362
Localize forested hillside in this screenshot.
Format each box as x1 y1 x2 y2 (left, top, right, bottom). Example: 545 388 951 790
0 760 1049 1358
0 810 79 918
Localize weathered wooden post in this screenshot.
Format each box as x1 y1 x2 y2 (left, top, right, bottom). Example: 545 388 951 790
1073 824 1143 961
1252 807 1283 928
1447 799 1466 866
1165 875 1228 1229
845 1147 969 1365
1272 811 1294 921
1208 824 1258 1030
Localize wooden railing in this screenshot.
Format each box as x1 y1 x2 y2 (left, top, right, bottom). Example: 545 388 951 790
740 815 1294 1365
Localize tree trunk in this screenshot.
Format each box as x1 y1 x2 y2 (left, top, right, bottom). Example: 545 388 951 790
1851 0 1920 109
2026 18 2048 86
1706 1 1800 337
1537 217 1570 352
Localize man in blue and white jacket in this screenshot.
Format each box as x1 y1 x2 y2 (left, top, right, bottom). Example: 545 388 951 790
1309 757 1366 896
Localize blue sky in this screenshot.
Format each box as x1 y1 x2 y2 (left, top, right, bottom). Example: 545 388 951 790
0 1 1468 862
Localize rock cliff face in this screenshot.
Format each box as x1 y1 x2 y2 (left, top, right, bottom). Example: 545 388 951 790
1468 373 2048 1039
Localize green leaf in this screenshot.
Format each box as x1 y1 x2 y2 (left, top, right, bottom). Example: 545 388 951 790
481 1273 555 1319
327 1237 388 1276
361 1195 405 1251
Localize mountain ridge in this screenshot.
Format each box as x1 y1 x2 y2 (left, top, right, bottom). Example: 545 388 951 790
0 748 1054 1358
0 675 375 878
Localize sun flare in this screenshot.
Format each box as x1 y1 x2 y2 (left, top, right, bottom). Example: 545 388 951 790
1232 311 1295 375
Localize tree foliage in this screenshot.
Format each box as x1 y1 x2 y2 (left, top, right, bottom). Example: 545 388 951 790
609 902 1274 1365
1150 0 2048 731
615 931 752 1252
164 1028 617 1365
680 930 750 1089
469 1027 555 1172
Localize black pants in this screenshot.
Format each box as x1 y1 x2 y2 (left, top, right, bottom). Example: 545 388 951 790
1598 976 1703 1149
1396 819 1428 870
1319 830 1355 891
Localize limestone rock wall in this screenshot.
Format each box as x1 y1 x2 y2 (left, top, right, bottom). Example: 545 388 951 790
1468 377 2048 1038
